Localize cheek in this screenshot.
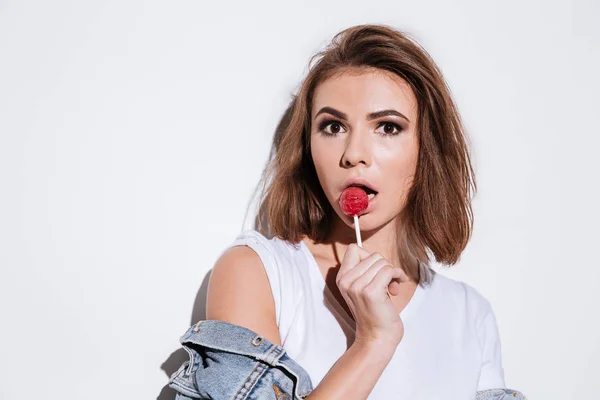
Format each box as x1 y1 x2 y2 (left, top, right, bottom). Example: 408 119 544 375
311 138 339 174
310 140 334 189
379 142 419 196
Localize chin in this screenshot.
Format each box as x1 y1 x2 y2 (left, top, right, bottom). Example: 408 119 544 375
355 215 384 233
344 211 391 233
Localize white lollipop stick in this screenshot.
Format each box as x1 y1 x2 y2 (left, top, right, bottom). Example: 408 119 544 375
354 214 362 248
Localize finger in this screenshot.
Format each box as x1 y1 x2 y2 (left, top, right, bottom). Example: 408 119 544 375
388 279 401 296
338 243 371 277
356 265 403 303
338 243 361 277
347 257 390 289
339 252 385 285
354 245 371 260
366 266 410 298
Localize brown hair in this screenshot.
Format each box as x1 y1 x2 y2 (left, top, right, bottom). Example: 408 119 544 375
253 24 476 275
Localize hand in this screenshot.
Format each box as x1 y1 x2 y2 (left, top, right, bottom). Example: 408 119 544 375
336 244 410 346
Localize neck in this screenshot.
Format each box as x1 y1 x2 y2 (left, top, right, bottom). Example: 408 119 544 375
315 214 420 283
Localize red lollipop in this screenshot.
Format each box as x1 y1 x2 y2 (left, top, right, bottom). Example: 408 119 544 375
339 186 369 216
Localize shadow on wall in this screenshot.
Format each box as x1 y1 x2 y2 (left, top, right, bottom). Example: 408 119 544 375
156 271 212 400
156 96 297 399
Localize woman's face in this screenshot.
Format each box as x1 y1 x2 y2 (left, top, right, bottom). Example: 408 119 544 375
310 68 419 232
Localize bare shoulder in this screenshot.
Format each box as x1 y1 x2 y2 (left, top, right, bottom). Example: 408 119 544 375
206 245 281 345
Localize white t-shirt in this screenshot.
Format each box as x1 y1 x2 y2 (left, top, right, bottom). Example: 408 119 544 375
230 230 506 399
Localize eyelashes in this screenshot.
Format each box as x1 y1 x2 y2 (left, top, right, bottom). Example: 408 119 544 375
317 119 344 136
317 119 404 137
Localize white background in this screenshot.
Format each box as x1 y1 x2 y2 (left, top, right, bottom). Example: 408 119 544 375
1 1 598 399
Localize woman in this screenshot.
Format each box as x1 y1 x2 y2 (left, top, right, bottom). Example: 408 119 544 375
169 24 526 399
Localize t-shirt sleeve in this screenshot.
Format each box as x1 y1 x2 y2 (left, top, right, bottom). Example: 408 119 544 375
476 299 507 391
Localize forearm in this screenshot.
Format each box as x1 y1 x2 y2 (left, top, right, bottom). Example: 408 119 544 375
305 340 397 399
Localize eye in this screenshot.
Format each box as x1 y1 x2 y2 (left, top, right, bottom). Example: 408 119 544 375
318 119 347 136
375 121 403 136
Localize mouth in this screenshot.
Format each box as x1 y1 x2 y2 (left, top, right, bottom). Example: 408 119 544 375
345 184 378 200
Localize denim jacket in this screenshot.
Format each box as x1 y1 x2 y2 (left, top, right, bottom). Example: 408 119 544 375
169 320 527 400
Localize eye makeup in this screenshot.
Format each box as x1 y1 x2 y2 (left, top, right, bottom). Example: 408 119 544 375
317 119 404 137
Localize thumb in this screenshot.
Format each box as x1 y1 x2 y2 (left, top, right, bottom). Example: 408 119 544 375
388 279 401 296
387 267 410 296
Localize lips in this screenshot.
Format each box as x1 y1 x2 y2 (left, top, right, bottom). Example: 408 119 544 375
342 179 378 200
340 177 379 211
342 177 378 196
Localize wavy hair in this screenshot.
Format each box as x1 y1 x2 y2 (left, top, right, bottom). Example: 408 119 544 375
252 24 477 277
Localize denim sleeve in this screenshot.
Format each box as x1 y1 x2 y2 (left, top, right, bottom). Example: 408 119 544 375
173 392 197 400
476 388 528 399
168 321 313 400
169 343 311 399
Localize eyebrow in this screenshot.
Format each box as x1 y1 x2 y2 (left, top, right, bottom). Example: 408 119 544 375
314 106 410 123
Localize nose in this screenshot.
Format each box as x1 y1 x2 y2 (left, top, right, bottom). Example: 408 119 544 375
341 130 372 168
